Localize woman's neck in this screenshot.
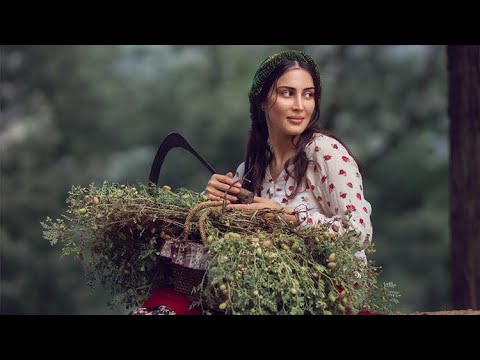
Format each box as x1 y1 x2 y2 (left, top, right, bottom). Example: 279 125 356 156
268 132 298 174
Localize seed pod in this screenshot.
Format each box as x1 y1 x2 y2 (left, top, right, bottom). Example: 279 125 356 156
328 253 336 262
93 196 100 205
163 185 172 191
263 240 272 248
78 208 87 214
218 302 227 310
327 262 337 269
337 304 346 313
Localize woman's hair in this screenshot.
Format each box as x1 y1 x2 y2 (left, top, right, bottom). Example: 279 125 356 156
243 50 363 198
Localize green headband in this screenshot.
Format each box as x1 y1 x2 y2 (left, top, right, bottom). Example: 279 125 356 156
248 50 322 103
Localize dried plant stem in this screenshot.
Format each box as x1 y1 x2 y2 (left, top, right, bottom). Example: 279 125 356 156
182 201 223 241
198 206 222 245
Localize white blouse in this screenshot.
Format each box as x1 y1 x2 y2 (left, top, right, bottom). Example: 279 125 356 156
233 132 373 247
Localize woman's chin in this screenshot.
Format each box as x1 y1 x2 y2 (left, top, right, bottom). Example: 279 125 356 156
284 126 306 137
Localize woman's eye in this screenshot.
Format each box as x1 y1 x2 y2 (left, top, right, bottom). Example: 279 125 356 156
281 90 292 96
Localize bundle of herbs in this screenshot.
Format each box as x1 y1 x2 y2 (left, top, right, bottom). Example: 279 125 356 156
42 181 399 314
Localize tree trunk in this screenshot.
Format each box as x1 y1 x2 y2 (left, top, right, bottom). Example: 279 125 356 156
448 45 480 310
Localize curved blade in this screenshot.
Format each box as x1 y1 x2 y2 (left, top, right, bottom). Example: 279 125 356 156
148 132 216 185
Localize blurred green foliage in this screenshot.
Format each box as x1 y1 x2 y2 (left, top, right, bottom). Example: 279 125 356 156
0 45 448 314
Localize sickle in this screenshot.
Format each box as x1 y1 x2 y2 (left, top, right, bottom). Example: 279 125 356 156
149 132 216 185
148 132 254 204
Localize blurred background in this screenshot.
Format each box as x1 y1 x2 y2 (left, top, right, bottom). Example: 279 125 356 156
1 45 449 314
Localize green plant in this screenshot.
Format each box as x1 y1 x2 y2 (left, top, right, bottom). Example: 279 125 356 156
42 181 400 314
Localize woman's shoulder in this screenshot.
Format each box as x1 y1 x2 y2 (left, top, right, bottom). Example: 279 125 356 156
305 132 348 155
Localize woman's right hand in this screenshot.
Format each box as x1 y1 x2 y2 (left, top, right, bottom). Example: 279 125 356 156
204 172 242 203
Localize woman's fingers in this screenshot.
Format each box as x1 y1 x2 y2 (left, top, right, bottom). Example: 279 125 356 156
210 174 240 191
216 172 242 190
205 182 237 201
204 173 241 202
226 203 254 210
205 184 239 202
252 196 282 209
206 189 237 202
226 197 283 211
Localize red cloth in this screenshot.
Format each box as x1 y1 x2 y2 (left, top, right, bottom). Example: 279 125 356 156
143 287 202 315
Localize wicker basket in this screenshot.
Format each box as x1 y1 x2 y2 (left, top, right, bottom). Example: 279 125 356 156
170 263 205 301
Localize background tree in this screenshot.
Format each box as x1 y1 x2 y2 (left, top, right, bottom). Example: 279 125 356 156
448 45 480 310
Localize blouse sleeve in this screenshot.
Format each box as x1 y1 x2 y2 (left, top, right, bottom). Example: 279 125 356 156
302 135 373 248
232 162 245 184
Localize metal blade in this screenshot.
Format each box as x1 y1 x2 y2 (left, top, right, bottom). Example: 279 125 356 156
148 132 216 185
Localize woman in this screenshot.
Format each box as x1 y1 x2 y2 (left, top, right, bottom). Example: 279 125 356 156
133 49 372 315
205 50 372 247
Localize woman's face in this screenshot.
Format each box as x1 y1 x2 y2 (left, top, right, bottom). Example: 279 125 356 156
263 65 315 139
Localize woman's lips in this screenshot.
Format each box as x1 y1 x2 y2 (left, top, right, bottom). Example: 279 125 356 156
287 117 304 125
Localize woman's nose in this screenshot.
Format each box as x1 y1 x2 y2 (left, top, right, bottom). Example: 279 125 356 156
293 95 304 111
